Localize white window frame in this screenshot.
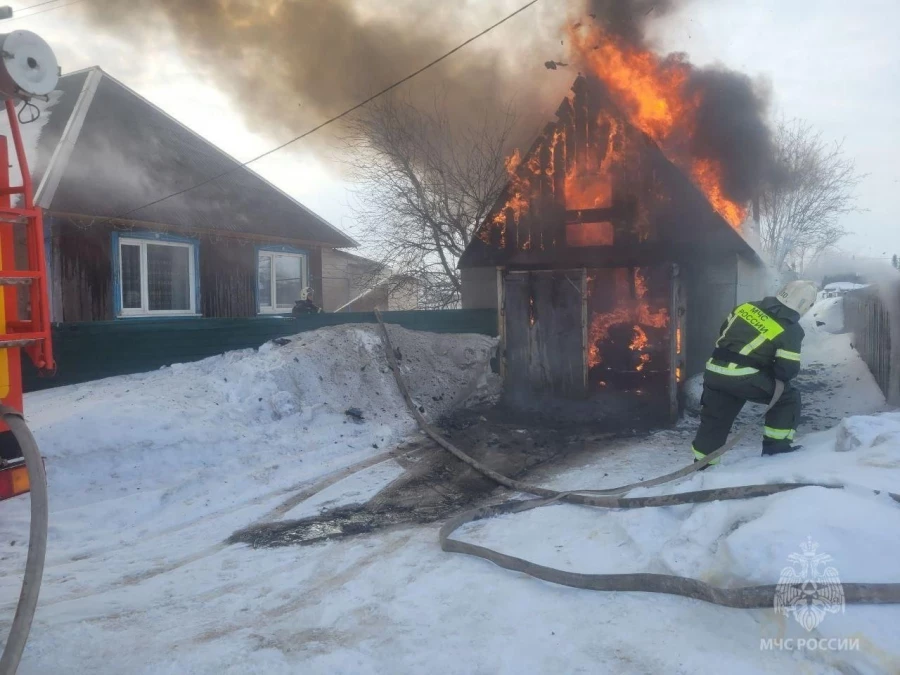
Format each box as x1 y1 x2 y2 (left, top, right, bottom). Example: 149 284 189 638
258 250 308 314
118 237 197 317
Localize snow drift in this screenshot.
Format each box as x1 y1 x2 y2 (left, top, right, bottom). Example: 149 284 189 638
2 324 498 551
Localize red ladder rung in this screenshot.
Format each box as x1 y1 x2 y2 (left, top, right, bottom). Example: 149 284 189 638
0 271 41 285
0 332 45 342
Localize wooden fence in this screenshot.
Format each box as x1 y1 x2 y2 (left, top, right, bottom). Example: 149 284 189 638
22 309 498 392
843 286 899 403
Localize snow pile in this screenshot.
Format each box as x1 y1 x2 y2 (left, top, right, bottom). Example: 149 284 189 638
0 324 497 557
684 372 704 414
810 296 845 333
835 411 900 452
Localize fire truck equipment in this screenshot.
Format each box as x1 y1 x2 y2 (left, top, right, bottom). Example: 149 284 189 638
0 26 57 675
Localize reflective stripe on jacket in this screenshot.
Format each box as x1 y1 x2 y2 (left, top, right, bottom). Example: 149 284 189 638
707 297 805 381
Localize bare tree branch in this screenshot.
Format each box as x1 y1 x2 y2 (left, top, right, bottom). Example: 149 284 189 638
759 119 864 275
341 90 516 308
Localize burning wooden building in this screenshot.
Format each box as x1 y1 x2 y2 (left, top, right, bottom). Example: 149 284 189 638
458 76 768 425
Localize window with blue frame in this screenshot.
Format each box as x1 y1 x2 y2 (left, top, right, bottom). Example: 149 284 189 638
116 234 198 316
257 249 308 313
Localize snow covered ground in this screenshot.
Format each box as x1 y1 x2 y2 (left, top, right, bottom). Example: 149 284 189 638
1 311 899 674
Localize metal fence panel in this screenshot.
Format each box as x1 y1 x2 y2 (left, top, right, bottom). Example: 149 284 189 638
23 309 499 392
843 287 898 403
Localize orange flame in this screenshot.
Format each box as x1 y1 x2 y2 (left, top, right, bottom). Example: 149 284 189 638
629 325 649 351
588 269 669 368
478 149 532 248
636 353 651 372
569 26 747 228
565 112 622 211
630 326 651 371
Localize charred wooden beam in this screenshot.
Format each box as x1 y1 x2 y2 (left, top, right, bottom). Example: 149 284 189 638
505 241 699 269
573 77 588 175
560 99 576 181
552 122 567 208
565 207 624 224
504 206 517 254
538 124 554 218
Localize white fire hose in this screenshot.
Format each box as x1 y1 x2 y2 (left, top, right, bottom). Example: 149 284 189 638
0 407 48 675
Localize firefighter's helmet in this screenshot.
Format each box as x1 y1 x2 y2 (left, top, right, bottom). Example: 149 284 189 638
775 280 817 317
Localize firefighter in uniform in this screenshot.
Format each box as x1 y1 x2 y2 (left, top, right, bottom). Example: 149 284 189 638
292 287 322 316
691 280 818 464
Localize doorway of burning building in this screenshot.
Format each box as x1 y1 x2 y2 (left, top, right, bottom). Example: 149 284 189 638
500 264 684 428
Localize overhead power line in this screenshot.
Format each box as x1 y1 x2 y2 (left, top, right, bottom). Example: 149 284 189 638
2 0 87 22
12 0 67 12
111 0 542 220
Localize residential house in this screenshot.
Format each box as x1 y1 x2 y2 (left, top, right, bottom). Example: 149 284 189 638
4 66 365 321
321 248 420 312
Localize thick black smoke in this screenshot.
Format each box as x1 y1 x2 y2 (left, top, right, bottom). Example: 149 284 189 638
586 0 780 202
586 0 682 46
688 68 777 202
75 1 564 154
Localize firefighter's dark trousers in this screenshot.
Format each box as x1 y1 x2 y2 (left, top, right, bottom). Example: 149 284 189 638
692 370 801 459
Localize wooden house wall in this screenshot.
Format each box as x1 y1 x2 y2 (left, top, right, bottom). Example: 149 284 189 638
49 216 327 321
199 237 257 318
53 219 114 322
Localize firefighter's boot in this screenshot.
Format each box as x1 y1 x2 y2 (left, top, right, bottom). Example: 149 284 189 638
762 444 803 456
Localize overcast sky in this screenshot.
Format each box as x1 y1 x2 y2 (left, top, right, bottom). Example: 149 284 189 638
7 0 899 265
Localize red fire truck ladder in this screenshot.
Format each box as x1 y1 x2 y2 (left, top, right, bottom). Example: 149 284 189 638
0 97 55 503
0 98 54 364
0 25 57 675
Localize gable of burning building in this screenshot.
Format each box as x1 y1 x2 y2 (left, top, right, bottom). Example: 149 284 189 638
459 75 759 271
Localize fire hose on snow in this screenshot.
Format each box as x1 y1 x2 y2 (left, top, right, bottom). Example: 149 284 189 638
0 409 48 675
374 311 900 608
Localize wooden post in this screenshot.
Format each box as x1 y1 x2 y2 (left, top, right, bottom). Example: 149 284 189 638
668 263 686 422
581 268 588 394
573 77 588 177
504 206 516 255
497 266 506 381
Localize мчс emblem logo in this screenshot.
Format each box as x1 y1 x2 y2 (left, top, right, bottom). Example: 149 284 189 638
774 537 845 631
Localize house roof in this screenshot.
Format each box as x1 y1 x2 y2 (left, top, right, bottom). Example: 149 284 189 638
325 247 386 269
458 75 762 269
18 67 356 248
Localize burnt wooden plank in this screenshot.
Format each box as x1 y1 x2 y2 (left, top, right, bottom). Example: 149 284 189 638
552 121 567 209
503 270 587 399
502 271 531 395
669 263 685 422
573 78 588 176
561 98 576 181
504 241 714 270
504 206 517 254
538 125 554 216
565 207 625 224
